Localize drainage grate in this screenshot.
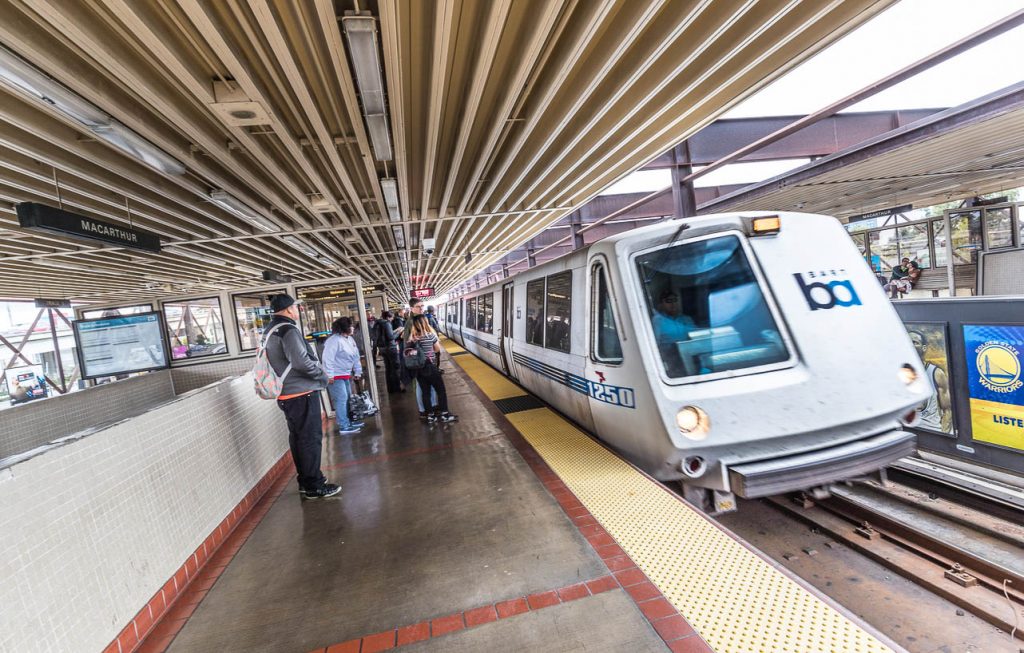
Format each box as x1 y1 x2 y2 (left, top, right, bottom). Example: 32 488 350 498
493 394 546 414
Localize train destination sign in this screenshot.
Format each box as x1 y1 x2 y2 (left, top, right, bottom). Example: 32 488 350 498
16 202 162 253
411 287 435 298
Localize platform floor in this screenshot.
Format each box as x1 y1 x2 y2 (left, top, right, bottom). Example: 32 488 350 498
147 350 673 653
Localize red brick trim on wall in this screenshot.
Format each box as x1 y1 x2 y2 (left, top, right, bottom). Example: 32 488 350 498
103 453 293 653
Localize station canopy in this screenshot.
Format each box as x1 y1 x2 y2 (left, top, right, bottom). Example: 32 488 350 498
0 0 895 305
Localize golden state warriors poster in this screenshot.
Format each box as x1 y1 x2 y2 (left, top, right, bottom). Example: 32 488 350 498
963 324 1024 451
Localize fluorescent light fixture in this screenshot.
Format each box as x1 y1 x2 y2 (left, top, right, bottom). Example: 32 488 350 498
92 124 186 176
392 224 405 248
317 256 338 267
380 177 400 222
0 45 185 175
210 190 278 232
342 13 393 162
282 234 323 259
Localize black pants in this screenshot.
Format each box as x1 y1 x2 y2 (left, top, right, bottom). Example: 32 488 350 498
277 392 326 491
415 362 448 414
383 345 402 393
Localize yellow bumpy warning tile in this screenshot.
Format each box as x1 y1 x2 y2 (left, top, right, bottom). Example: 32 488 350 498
503 407 895 653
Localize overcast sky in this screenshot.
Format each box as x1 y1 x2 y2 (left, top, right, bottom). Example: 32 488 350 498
603 0 1024 193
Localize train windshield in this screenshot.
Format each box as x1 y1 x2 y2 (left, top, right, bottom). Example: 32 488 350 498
636 234 789 380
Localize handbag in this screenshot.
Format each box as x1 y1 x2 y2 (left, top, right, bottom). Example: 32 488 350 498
349 390 379 419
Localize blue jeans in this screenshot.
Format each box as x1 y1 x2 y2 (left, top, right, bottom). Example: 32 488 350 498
413 378 437 413
328 378 353 430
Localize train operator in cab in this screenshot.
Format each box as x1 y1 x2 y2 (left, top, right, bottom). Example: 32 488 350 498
651 289 696 376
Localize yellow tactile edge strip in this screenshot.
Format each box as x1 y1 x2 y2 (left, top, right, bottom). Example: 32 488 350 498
443 338 895 653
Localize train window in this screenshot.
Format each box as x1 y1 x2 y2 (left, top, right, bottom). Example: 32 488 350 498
636 235 788 380
480 293 493 333
466 297 477 330
545 271 572 353
526 279 545 346
591 264 622 363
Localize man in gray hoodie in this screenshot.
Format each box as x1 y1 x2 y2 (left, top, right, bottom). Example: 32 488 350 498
265 294 340 500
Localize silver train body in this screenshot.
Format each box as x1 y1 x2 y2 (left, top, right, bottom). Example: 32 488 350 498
439 212 922 509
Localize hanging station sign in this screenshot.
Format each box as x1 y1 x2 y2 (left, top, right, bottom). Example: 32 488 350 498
34 298 73 309
411 287 435 298
847 204 913 223
16 202 162 253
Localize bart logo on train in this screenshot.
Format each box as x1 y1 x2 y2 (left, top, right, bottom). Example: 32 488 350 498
793 271 861 311
975 341 1022 394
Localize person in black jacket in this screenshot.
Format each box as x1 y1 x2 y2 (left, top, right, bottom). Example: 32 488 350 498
265 294 340 500
376 310 402 393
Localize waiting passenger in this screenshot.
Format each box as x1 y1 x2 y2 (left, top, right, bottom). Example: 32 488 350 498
376 310 402 394
406 314 457 424
408 297 438 419
264 294 340 500
884 258 911 298
323 316 364 435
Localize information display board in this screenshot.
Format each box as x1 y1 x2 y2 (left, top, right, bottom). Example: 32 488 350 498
73 312 170 379
963 324 1024 452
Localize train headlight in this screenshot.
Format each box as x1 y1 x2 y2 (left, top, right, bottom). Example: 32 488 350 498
676 406 710 440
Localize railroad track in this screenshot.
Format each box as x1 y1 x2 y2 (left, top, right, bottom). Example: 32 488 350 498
767 481 1024 644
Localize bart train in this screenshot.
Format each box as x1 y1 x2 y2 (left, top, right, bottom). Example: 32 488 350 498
439 212 924 512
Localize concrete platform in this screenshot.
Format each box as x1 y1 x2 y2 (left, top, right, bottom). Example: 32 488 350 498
156 354 668 653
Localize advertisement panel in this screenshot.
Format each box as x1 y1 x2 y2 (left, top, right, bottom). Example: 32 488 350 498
4 365 48 405
904 323 954 434
73 312 170 379
963 324 1024 451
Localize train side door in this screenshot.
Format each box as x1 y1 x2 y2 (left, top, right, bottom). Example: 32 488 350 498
499 282 514 376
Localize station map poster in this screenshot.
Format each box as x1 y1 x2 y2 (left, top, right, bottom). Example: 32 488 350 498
904 322 954 434
74 312 170 379
963 324 1024 451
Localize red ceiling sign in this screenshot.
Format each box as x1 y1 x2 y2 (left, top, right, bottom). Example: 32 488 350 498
411 287 435 298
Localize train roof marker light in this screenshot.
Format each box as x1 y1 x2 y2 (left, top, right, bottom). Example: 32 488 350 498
342 13 393 162
210 190 279 233
0 45 185 176
750 215 782 236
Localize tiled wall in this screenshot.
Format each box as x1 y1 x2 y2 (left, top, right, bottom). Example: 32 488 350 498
170 357 255 394
0 371 175 461
0 373 289 653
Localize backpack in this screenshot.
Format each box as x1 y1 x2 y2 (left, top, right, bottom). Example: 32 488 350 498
403 342 427 370
252 323 293 399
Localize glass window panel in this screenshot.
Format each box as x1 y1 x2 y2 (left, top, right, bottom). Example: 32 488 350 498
868 228 899 273
592 264 622 363
545 272 572 353
932 219 947 267
482 294 494 334
163 297 227 360
949 211 982 265
81 304 153 320
526 279 545 346
897 223 930 269
466 298 477 330
233 291 282 352
477 295 486 333
985 207 1013 249
636 236 789 379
